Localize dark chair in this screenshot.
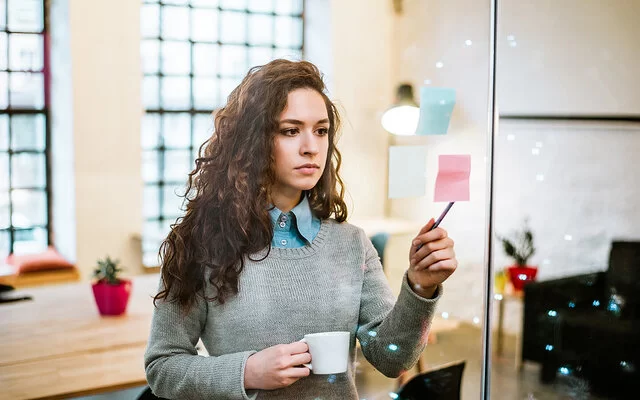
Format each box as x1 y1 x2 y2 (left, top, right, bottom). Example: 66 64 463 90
522 241 640 397
396 360 466 400
137 386 167 400
370 232 390 269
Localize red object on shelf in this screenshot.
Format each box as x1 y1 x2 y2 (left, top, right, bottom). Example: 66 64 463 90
91 279 132 316
507 265 538 291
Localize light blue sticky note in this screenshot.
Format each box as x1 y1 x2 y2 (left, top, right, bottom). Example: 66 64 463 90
415 87 456 135
388 146 427 199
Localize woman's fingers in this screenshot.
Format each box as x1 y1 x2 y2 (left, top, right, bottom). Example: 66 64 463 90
410 219 435 257
412 248 456 271
289 352 312 367
410 237 454 266
285 366 311 378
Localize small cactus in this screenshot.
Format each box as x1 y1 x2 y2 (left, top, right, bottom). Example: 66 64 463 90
93 256 124 285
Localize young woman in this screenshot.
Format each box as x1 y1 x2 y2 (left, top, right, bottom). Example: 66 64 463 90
144 59 457 400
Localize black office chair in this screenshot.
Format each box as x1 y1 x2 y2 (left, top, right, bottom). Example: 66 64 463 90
396 360 466 400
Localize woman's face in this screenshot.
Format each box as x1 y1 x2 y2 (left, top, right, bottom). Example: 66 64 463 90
272 88 330 200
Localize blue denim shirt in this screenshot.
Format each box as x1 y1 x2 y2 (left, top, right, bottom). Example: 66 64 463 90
269 195 321 248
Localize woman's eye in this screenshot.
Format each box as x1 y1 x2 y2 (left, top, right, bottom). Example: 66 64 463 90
317 128 329 136
280 128 298 136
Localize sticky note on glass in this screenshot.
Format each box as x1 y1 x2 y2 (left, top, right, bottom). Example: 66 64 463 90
388 146 427 199
415 87 456 135
434 155 471 202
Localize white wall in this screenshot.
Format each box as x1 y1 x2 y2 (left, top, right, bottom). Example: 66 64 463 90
66 0 143 277
329 0 393 220
498 0 640 116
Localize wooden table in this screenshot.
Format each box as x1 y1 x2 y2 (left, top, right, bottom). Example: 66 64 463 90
0 274 161 400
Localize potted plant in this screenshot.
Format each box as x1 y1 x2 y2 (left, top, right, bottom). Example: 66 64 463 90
499 221 537 291
91 256 132 316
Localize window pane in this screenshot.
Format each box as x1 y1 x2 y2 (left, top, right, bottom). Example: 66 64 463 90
193 77 217 109
161 76 191 109
219 45 247 77
248 15 273 46
9 72 45 109
141 40 160 74
0 33 7 70
163 150 191 182
11 153 45 188
0 153 7 189
7 0 43 32
0 191 8 229
10 114 45 151
141 4 160 38
0 73 7 109
220 11 247 43
161 41 191 74
142 220 163 267
143 185 160 219
164 0 188 5
274 0 303 15
190 0 218 7
163 184 186 217
162 6 190 40
275 16 303 48
248 0 274 13
248 46 273 68
193 43 218 77
273 48 301 61
219 77 241 106
142 150 159 183
0 0 6 31
191 8 218 42
141 113 160 149
162 113 191 149
219 0 246 11
13 226 47 255
9 33 43 71
0 230 8 260
0 114 8 150
142 76 160 109
11 189 46 227
193 114 213 152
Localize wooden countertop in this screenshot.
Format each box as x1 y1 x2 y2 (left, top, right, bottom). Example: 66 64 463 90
0 274 160 400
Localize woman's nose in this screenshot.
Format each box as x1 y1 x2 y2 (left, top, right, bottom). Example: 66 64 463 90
300 131 319 155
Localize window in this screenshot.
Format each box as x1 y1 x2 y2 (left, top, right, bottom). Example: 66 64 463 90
141 0 305 266
0 0 49 258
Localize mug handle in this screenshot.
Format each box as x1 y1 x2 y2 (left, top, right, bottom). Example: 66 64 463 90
298 338 312 370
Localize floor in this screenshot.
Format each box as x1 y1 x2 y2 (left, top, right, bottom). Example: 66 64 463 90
75 323 613 400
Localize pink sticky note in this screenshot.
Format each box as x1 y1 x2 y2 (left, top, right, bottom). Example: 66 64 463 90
434 155 471 202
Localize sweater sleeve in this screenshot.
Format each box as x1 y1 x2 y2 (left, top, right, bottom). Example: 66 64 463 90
355 229 442 378
144 284 257 400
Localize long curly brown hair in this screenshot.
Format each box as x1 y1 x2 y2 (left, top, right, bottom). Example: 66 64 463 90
154 59 348 312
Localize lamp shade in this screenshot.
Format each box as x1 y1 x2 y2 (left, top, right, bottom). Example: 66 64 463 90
381 83 420 135
381 105 420 135
415 87 456 135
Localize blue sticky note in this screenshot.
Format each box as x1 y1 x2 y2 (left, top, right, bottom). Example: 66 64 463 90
415 87 456 135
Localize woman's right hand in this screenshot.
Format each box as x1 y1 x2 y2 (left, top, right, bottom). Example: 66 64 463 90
244 341 312 390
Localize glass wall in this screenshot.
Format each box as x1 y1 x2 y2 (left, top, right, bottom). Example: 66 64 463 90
491 0 640 398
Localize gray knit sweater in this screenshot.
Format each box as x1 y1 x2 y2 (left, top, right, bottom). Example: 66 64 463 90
144 219 441 399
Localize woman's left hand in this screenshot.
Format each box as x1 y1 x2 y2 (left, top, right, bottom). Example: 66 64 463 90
407 218 458 298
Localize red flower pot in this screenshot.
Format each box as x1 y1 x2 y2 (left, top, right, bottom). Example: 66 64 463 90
92 279 132 316
507 265 538 291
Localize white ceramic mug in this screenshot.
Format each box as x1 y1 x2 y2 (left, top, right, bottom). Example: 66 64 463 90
299 331 350 374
